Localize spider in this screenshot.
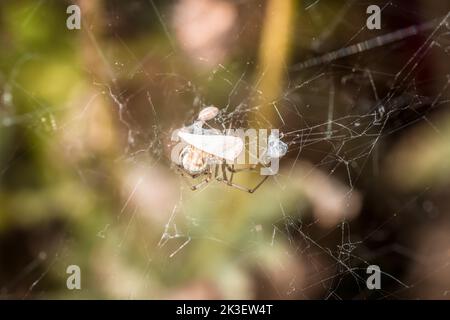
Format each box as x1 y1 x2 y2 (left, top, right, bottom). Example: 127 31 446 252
172 106 286 193
176 149 269 193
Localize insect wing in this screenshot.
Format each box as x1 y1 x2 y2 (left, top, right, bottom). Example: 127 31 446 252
178 131 243 162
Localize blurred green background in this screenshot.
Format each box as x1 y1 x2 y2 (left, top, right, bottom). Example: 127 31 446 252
0 0 449 299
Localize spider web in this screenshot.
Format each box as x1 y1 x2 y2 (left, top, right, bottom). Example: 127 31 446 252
1 0 450 300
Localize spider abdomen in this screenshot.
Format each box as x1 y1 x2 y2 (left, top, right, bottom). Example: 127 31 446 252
180 146 210 174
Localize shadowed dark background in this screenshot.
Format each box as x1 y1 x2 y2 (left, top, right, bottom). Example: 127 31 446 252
0 0 449 299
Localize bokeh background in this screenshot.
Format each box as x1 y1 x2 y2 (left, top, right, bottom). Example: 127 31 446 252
0 0 449 299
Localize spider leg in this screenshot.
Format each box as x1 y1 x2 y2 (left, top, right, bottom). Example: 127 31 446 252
213 163 219 179
226 163 260 184
225 164 257 173
176 166 211 191
225 163 258 184
215 162 226 182
175 165 205 179
189 175 211 191
221 175 269 193
221 163 228 182
221 163 269 193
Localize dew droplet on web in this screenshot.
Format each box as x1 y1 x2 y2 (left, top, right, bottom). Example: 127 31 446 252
267 133 288 158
